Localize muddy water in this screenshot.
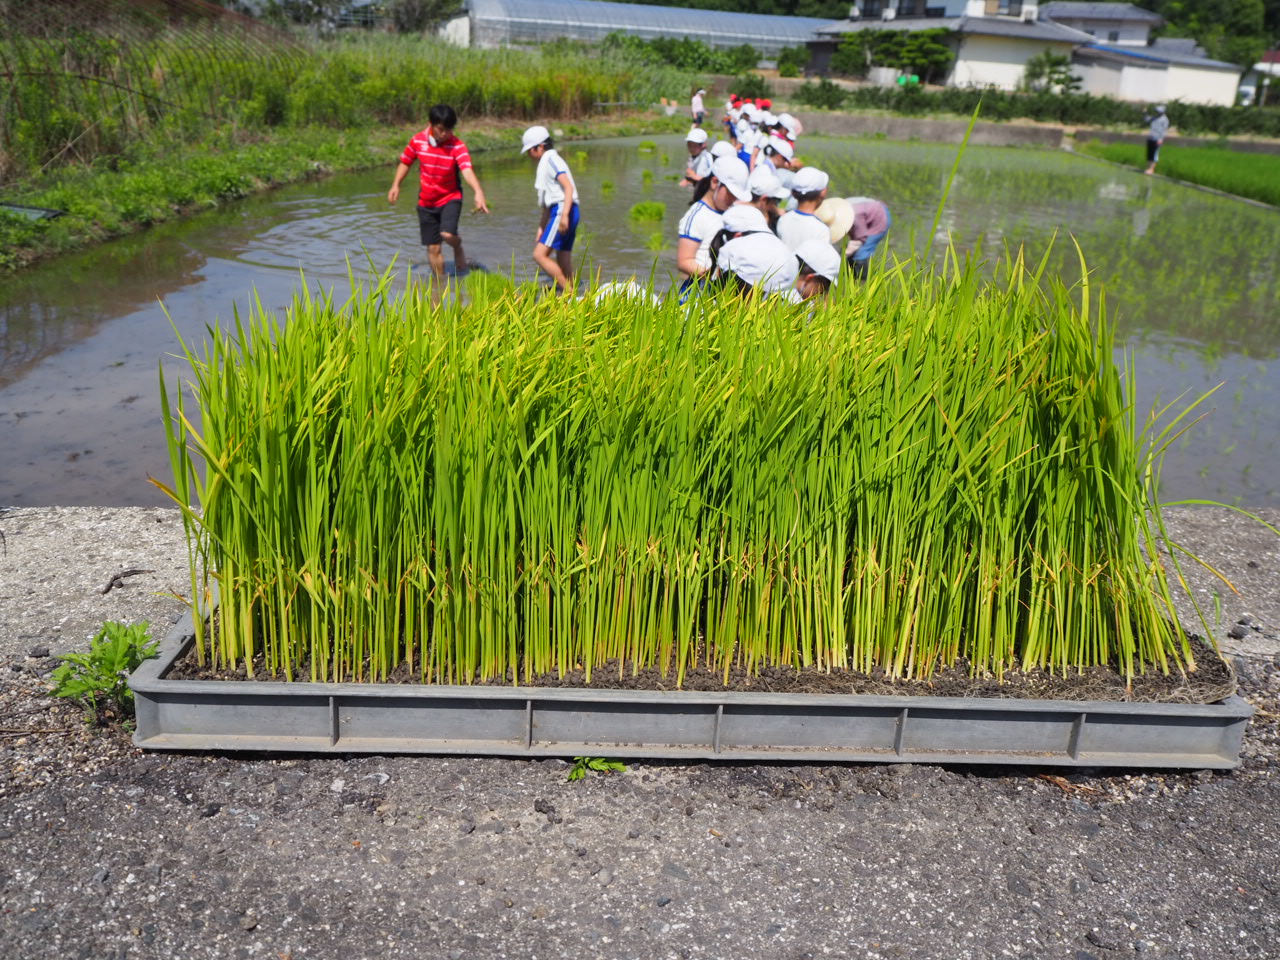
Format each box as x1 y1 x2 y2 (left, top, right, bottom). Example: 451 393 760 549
1 134 1277 507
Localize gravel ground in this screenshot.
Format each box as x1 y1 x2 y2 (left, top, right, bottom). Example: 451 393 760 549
2 505 1278 960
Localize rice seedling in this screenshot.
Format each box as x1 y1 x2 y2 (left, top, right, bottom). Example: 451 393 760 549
645 231 665 251
573 151 588 165
637 140 657 152
600 180 615 196
629 201 666 222
160 247 1205 689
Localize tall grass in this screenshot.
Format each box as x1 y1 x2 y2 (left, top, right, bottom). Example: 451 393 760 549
159 252 1200 687
2 30 696 183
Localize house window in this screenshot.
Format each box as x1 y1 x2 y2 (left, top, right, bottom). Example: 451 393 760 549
861 0 883 16
898 0 924 16
984 0 1023 16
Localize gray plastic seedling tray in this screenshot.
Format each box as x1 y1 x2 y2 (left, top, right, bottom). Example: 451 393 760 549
131 618 1253 768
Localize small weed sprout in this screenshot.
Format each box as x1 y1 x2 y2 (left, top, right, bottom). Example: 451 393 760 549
49 621 159 725
567 757 627 781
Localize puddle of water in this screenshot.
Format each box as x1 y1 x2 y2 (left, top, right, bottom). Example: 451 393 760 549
1 134 1277 507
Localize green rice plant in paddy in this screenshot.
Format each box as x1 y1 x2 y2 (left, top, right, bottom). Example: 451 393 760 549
629 201 666 223
637 140 657 152
573 151 588 166
600 180 615 196
1078 142 1280 207
160 251 1206 689
645 231 666 251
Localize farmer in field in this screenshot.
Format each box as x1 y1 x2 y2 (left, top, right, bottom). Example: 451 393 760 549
521 125 579 294
817 195 892 282
388 104 489 283
1144 104 1170 175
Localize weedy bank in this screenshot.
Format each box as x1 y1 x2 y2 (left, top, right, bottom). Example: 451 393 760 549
1 16 695 269
159 250 1214 691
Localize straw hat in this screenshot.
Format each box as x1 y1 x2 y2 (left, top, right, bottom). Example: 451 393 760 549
815 197 854 244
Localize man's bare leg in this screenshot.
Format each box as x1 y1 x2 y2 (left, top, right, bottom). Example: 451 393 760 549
426 242 446 283
556 250 574 292
442 231 468 274
533 244 572 292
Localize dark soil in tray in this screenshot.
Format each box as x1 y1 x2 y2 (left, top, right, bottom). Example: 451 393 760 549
165 634 1236 704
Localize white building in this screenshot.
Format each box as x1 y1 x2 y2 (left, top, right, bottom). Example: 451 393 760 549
1039 2 1161 46
809 0 1242 106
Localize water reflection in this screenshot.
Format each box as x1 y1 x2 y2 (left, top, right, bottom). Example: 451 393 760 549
0 134 1276 507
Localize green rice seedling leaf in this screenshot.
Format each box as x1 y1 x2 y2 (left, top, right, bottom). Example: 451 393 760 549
629 201 666 222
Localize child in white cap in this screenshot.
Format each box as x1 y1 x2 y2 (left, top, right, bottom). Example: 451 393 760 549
521 125 579 293
680 128 713 187
747 165 789 232
775 166 831 252
790 239 840 302
676 154 753 293
714 204 799 298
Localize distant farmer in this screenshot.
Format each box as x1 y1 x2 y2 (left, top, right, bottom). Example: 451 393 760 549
691 87 707 127
388 104 489 283
1144 104 1169 175
521 124 579 294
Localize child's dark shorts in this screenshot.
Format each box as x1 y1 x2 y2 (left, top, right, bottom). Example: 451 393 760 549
417 199 463 246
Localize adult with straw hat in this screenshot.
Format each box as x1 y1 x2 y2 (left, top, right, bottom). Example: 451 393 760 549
816 195 892 282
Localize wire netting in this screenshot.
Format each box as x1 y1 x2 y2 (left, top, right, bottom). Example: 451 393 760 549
0 0 303 183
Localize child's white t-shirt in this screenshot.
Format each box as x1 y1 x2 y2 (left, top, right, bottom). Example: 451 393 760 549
535 149 577 208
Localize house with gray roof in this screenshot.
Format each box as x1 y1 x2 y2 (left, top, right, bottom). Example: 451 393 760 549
808 0 1241 105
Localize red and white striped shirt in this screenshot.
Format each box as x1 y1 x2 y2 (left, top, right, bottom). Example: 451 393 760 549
399 129 473 208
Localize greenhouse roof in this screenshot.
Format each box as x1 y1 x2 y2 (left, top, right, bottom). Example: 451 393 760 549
466 0 831 51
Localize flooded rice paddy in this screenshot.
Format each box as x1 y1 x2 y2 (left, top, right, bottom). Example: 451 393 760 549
1 134 1277 507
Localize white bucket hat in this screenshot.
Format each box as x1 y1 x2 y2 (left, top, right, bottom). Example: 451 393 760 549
712 155 752 202
794 239 841 285
721 204 770 234
764 135 794 161
748 166 790 201
709 140 735 159
792 166 829 195
686 127 709 144
814 197 854 244
520 125 550 154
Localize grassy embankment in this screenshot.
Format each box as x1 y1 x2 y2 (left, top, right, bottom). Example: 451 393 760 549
0 36 694 271
1077 141 1280 208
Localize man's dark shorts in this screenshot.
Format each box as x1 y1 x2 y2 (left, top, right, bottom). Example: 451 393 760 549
417 199 462 246
1146 138 1161 164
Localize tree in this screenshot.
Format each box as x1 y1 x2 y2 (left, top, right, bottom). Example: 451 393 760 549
388 0 464 32
1149 0 1267 67
830 29 954 84
1022 49 1083 93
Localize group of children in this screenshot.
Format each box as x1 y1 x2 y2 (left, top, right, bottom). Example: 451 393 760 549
388 100 891 302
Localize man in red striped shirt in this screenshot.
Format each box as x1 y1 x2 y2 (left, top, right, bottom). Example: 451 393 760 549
388 104 489 283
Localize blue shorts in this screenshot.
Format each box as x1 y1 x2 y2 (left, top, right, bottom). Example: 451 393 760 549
537 202 580 251
852 208 892 263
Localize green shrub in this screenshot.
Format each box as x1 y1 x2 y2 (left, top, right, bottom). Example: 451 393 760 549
730 73 773 101
796 78 848 110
